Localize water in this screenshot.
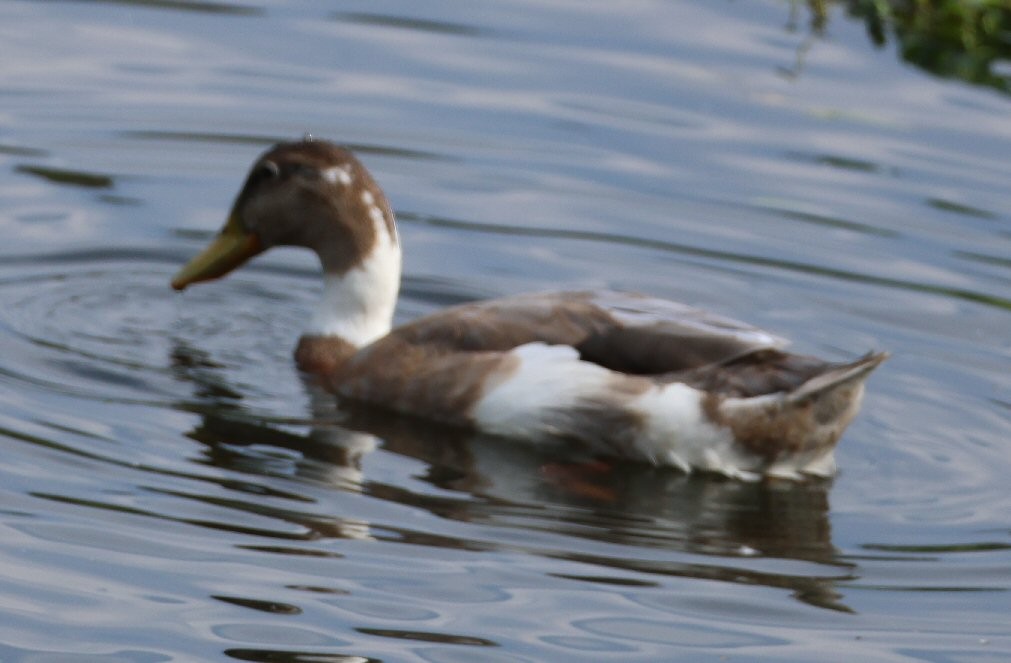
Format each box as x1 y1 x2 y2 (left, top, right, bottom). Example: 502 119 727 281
1 0 1009 660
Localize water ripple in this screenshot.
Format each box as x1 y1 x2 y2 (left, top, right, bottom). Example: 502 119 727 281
400 212 1011 311
0 248 313 413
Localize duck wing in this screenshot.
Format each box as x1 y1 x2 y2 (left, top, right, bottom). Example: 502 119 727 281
387 290 787 375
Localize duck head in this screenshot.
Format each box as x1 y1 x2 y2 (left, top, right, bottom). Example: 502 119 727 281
172 139 402 347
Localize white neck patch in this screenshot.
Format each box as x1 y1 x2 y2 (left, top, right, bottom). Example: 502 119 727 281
306 210 401 347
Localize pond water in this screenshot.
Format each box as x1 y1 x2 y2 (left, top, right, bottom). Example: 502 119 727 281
1 0 1009 660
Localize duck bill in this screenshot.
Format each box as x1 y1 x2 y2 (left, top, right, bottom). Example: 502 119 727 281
171 215 262 291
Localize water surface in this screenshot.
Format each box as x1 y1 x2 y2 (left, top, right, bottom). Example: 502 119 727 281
1 0 1009 660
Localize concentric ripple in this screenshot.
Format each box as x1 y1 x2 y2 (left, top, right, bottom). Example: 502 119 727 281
0 248 317 415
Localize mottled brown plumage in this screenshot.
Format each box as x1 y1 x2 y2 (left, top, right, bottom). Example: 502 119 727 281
172 137 888 479
703 353 882 461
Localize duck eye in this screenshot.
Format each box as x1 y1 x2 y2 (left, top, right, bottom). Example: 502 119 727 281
255 160 280 180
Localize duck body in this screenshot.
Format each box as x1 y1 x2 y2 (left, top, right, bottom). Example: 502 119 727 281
172 138 886 480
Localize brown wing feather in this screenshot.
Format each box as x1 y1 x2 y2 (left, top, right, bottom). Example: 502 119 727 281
663 348 830 397
325 291 849 415
389 291 610 352
384 290 785 375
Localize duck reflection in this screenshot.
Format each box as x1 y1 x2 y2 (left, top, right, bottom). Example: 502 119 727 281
169 341 854 612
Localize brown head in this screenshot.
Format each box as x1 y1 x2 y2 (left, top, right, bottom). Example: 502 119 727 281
171 138 398 290
172 138 403 358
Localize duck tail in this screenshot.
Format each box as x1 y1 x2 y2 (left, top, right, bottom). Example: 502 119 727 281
786 351 889 406
717 351 888 479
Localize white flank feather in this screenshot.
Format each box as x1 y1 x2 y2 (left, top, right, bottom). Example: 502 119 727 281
471 342 767 478
472 343 616 438
629 385 762 480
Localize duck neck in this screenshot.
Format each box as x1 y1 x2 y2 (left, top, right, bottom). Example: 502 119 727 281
305 241 402 349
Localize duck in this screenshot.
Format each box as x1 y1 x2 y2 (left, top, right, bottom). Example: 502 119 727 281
171 138 887 480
